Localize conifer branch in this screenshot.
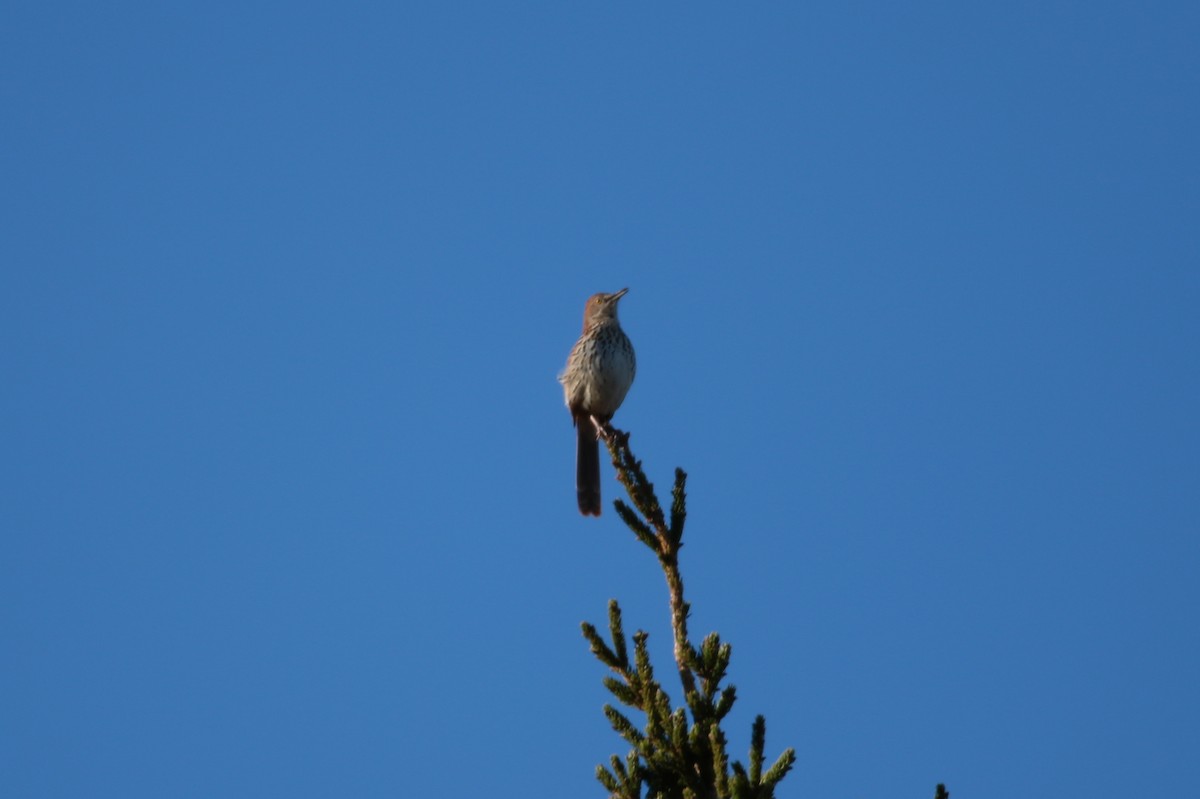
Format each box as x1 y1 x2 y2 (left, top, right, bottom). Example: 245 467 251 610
579 424 794 799
581 422 943 798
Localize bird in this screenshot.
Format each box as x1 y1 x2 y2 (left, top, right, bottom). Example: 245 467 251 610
559 288 637 516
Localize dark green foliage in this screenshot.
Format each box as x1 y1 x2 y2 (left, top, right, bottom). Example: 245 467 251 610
582 424 946 799
582 425 796 799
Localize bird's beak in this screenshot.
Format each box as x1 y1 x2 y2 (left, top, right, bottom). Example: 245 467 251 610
612 288 629 301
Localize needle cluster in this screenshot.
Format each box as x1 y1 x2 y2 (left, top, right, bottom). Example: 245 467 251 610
579 424 950 799
580 424 795 799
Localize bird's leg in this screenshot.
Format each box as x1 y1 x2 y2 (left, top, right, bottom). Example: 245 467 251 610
589 415 610 442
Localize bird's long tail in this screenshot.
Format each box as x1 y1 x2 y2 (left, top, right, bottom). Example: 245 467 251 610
576 418 602 516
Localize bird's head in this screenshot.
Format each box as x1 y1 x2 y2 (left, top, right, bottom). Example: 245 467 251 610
582 288 628 330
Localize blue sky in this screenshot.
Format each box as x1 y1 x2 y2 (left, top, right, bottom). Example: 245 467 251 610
3 2 1197 797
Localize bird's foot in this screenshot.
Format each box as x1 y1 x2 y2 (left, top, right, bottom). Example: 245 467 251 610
589 415 611 441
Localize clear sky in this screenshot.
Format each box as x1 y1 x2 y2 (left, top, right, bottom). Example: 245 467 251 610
3 3 1197 798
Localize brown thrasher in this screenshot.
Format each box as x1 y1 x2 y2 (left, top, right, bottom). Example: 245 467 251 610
559 288 637 516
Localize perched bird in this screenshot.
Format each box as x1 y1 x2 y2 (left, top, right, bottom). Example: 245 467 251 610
559 288 637 516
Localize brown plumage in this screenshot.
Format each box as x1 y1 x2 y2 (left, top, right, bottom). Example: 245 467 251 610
559 288 636 516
